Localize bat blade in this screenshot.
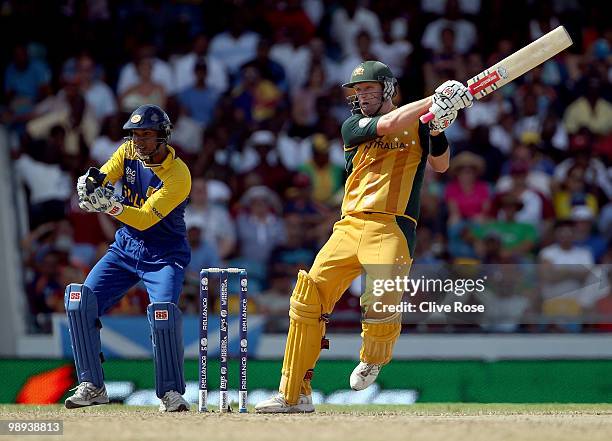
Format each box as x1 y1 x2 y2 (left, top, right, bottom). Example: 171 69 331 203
467 25 572 99
420 26 573 123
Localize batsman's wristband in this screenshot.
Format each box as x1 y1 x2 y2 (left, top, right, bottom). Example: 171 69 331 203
429 132 449 157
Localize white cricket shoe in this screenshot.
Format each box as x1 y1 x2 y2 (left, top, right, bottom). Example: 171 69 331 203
254 393 315 413
350 362 382 391
65 382 109 409
159 390 190 412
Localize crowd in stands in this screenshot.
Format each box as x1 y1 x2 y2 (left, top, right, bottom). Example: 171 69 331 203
1 0 610 333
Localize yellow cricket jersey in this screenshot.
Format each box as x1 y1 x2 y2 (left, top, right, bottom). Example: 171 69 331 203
341 114 431 224
100 141 191 242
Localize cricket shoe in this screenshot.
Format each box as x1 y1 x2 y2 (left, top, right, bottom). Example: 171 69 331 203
159 390 190 412
65 382 109 409
350 362 382 391
254 393 315 413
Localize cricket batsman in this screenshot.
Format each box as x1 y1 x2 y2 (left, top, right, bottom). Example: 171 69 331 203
63 104 192 412
255 61 472 412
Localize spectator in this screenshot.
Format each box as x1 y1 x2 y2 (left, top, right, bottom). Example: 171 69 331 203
119 57 167 112
185 223 221 278
264 0 316 43
493 160 552 229
423 27 466 94
237 186 286 263
553 164 598 219
538 220 596 330
497 142 554 194
209 12 260 75
184 178 236 259
529 0 560 40
4 43 51 120
66 193 116 269
177 59 220 128
241 39 287 91
331 0 382 57
235 130 291 193
290 65 328 136
117 45 174 96
299 134 344 205
421 0 481 15
27 80 98 155
15 127 72 228
472 193 539 260
75 54 117 122
172 33 229 94
514 94 542 143
444 152 490 224
164 96 204 157
90 114 124 165
338 31 379 86
421 0 477 54
231 66 283 123
590 253 612 332
268 213 317 279
553 130 612 199
563 76 612 136
464 94 504 130
571 205 606 262
372 16 413 78
269 28 311 89
539 112 569 160
489 112 516 155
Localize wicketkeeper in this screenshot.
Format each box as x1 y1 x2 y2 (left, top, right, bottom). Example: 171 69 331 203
64 104 192 412
256 61 472 413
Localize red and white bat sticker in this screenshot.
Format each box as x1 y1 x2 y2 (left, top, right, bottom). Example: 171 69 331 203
155 310 169 320
469 70 502 95
69 291 81 301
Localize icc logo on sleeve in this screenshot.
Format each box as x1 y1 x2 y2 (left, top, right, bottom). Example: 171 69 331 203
125 167 136 184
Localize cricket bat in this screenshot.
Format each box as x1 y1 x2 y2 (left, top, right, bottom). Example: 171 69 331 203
420 25 573 123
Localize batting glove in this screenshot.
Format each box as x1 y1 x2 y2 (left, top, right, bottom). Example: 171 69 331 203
435 80 473 111
428 93 455 120
429 110 457 133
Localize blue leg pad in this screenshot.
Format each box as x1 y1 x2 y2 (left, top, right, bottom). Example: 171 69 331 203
147 302 185 398
64 284 104 387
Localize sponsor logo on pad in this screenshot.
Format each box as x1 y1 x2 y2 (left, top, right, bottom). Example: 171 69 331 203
155 310 169 320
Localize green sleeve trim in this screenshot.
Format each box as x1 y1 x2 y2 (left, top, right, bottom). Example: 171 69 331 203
341 115 382 148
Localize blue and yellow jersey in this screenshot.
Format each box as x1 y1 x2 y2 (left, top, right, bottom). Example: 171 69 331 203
100 141 191 246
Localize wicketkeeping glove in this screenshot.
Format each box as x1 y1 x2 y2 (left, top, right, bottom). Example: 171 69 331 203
76 167 106 213
87 184 124 216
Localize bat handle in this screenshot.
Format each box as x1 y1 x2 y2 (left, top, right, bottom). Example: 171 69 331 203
419 112 435 123
419 83 477 124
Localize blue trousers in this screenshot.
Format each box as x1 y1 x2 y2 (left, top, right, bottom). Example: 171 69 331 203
84 229 190 314
71 229 190 394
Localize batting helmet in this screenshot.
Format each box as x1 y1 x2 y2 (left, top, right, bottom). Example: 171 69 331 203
123 104 172 141
342 61 398 115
